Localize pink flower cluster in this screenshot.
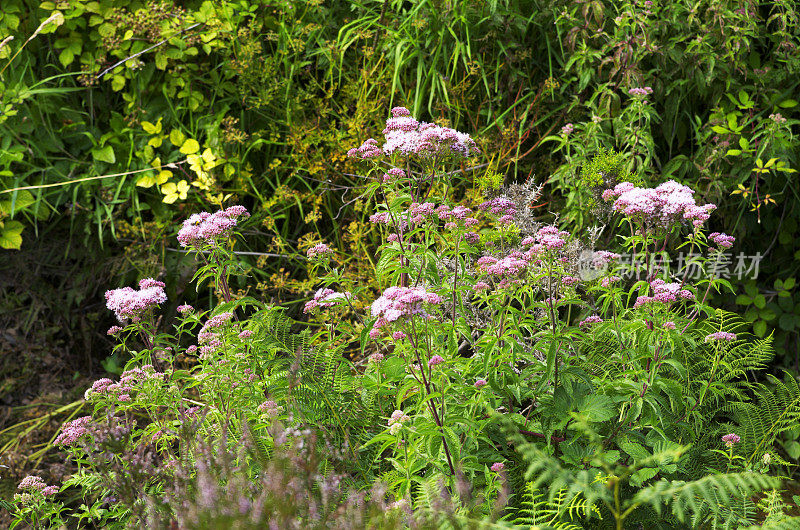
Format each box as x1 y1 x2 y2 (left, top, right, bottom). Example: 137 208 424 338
706 331 737 342
603 181 716 228
634 278 694 308
709 232 735 249
476 254 528 277
628 87 653 97
105 278 167 322
258 400 283 417
490 462 505 472
55 416 93 446
307 243 333 259
408 202 437 224
388 409 410 434
348 138 383 159
561 123 574 136
579 315 603 327
370 286 441 337
722 433 741 447
303 288 352 313
84 365 162 402
197 312 234 355
592 251 621 268
348 107 478 159
428 354 444 368
176 205 250 248
601 275 621 287
177 304 194 314
474 378 487 388
18 476 58 496
383 167 406 183
478 197 516 217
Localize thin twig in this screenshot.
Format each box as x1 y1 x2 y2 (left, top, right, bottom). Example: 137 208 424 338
1 161 187 194
95 22 203 79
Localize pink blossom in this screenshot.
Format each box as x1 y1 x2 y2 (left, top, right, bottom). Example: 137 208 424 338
705 331 736 342
392 331 407 340
238 330 253 340
722 433 740 447
490 462 505 472
177 304 194 314
663 321 676 330
19 476 47 491
55 416 93 446
428 355 444 368
107 325 123 336
105 278 167 321
303 288 352 313
709 232 735 249
177 206 249 248
579 315 603 327
474 379 487 388
307 243 333 259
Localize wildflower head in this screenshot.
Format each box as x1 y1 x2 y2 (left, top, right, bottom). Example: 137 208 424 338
105 279 167 322
177 304 194 314
428 355 444 368
579 315 603 327
490 462 505 472
709 232 735 250
705 331 737 342
307 243 333 260
177 206 249 248
722 433 741 448
474 378 487 389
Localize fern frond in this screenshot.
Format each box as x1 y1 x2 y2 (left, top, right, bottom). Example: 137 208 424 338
631 472 779 525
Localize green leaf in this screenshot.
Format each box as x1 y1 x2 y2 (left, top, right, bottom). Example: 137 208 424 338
91 145 115 164
753 320 767 337
58 48 74 67
754 295 766 309
778 99 798 108
711 125 730 134
735 295 752 306
111 74 125 91
785 278 796 289
0 220 24 249
778 313 795 331
576 394 616 423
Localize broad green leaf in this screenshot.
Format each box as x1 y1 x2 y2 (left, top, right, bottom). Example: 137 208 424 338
91 145 115 164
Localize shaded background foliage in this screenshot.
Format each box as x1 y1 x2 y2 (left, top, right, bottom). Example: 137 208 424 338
1 0 799 507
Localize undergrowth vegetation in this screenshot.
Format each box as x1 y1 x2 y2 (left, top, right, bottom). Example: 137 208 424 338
4 107 800 528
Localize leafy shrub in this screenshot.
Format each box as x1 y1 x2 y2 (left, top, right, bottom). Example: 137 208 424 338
7 106 800 529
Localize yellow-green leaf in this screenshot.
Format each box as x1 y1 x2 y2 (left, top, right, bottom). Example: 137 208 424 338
0 190 35 214
142 117 162 135
180 138 200 155
169 129 186 147
0 220 24 250
111 74 125 91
